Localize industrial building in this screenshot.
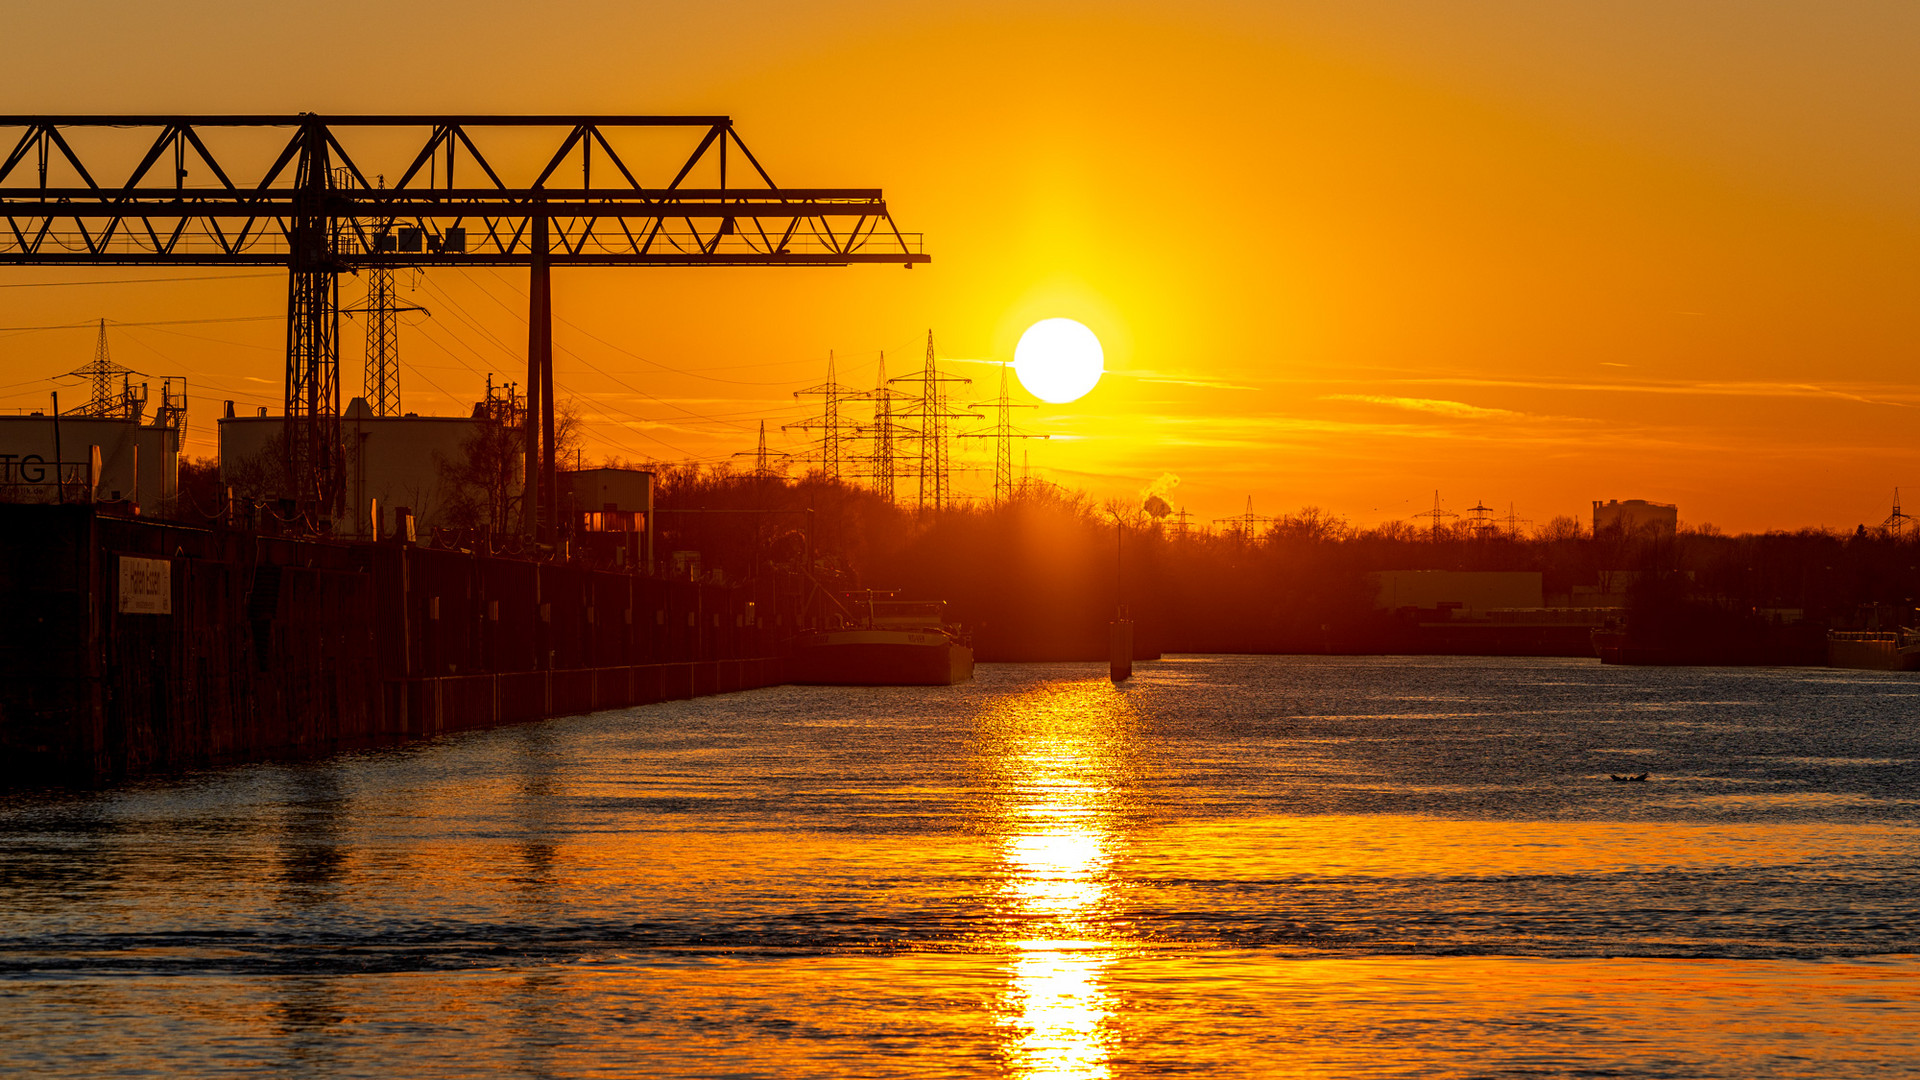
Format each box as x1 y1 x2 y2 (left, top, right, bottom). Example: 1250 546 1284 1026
219 396 517 538
1593 498 1678 537
0 408 182 512
563 467 654 570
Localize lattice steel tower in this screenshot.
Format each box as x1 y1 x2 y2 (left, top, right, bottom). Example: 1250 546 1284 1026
62 318 145 419
891 330 978 512
786 352 868 482
361 177 404 417
1213 497 1275 542
959 362 1047 505
733 420 791 480
859 352 918 503
1411 490 1458 542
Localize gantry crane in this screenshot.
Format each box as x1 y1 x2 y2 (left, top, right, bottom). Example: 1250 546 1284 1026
0 115 928 533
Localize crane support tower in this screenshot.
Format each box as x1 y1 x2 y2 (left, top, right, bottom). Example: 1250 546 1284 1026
0 115 928 529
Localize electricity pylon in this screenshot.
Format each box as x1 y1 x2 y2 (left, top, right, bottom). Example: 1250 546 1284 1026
1885 488 1915 540
1464 497 1496 537
858 352 915 503
786 351 868 482
343 176 426 417
1214 497 1276 542
1503 502 1533 540
958 362 1048 504
62 319 146 420
733 420 791 480
890 330 978 512
1412 490 1457 542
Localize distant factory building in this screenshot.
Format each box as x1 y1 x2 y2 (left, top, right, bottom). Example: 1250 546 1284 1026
1371 571 1544 617
219 396 520 538
561 467 654 570
0 405 183 512
1592 499 1678 537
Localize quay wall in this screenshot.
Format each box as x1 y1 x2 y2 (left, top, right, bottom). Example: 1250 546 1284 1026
0 505 796 786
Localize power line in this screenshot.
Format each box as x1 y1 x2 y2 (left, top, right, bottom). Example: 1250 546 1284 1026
0 314 283 332
0 272 281 289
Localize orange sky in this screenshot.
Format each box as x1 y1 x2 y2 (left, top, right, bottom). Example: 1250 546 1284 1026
4 1 1920 533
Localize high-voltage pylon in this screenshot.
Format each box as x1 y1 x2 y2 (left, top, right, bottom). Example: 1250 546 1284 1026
1464 497 1496 537
1412 490 1458 542
361 263 406 415
786 352 868 482
733 420 791 480
891 330 978 512
1885 489 1914 540
958 362 1048 504
62 319 146 420
351 177 427 417
859 352 915 503
1214 497 1276 542
1503 502 1533 541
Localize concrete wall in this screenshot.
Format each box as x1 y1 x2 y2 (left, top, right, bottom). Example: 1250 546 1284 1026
0 415 180 511
0 504 799 786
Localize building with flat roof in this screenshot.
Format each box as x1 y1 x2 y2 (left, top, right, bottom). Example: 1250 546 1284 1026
562 467 653 570
1593 499 1678 537
219 397 518 538
0 412 181 512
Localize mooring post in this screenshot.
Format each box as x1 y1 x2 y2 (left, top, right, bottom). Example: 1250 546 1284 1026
1110 516 1131 682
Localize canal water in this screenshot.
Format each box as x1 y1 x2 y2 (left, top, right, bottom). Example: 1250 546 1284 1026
2 656 1918 1077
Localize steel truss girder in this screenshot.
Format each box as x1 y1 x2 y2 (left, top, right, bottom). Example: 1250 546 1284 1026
0 117 926 267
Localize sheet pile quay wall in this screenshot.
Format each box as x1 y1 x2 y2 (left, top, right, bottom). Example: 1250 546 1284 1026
0 506 794 785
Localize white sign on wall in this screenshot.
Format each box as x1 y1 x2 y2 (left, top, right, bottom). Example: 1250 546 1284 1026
117 555 172 615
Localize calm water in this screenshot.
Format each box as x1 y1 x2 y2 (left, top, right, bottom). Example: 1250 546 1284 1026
3 656 1918 1077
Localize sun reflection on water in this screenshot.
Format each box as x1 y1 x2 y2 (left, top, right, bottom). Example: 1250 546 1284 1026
986 679 1135 1080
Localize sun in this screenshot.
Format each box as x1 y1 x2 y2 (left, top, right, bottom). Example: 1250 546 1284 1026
1014 318 1105 404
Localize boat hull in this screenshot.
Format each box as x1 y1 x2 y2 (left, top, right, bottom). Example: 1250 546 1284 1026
791 630 975 686
1827 632 1920 671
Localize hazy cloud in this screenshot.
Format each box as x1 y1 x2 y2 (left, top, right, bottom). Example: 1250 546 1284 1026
1126 369 1261 391
1323 394 1522 419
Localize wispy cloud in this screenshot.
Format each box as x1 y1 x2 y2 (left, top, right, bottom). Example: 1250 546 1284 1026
1389 375 1917 407
1122 368 1261 391
1323 394 1521 419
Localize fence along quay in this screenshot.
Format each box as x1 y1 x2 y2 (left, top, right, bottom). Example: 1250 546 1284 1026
0 503 799 786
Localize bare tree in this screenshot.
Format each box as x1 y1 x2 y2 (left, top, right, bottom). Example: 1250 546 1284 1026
436 418 522 534
1540 515 1585 542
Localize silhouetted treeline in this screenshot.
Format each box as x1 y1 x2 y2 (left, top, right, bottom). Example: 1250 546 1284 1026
652 468 1920 658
